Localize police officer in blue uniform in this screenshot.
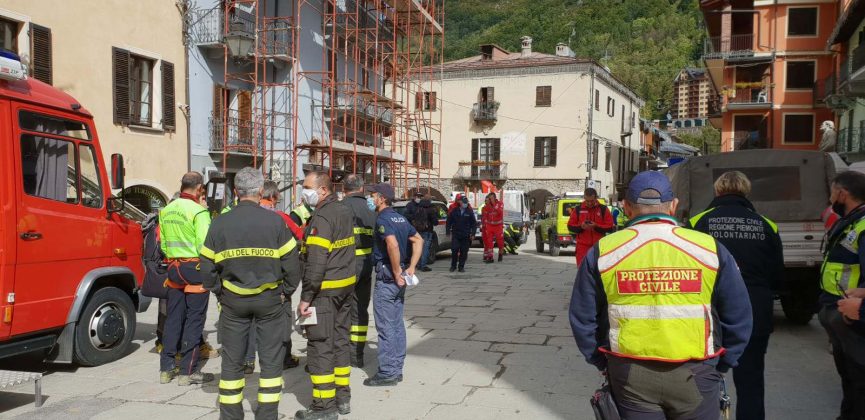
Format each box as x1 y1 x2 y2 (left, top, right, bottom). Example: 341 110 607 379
364 183 423 387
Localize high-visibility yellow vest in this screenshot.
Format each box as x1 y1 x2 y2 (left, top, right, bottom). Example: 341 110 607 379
291 203 312 225
821 217 865 296
159 198 211 259
598 218 721 362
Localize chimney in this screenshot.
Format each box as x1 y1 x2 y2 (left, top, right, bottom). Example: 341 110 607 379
521 36 533 58
555 42 574 57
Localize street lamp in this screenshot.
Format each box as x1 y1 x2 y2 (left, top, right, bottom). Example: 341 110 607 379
224 22 254 58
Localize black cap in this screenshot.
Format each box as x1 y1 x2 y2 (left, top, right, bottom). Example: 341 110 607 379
367 183 395 201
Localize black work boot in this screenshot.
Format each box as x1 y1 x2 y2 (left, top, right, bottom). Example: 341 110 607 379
294 408 338 420
337 400 351 415
363 374 400 387
498 253 503 262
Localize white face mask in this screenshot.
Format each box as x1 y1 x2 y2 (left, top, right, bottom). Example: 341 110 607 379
414 198 421 203
301 188 320 207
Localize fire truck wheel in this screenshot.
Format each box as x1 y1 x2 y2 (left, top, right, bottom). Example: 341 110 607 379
73 287 137 366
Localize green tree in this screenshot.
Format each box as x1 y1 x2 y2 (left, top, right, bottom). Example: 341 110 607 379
675 126 721 155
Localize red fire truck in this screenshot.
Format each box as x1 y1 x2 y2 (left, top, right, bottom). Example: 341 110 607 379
0 50 149 366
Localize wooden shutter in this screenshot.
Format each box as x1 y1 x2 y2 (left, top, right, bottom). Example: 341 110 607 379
536 86 551 106
112 47 131 125
161 61 176 131
213 85 227 119
430 91 437 111
30 24 52 85
471 138 479 161
550 137 557 166
492 138 500 160
238 90 252 141
487 87 494 102
415 91 423 110
534 137 543 166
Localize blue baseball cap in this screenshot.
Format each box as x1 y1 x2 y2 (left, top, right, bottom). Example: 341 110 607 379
367 183 395 201
626 171 675 205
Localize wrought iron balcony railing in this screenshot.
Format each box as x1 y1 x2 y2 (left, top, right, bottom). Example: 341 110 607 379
472 102 498 122
455 161 507 180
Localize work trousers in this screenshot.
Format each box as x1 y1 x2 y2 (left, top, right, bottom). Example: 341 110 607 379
482 225 504 260
244 300 295 365
350 257 374 357
606 356 722 420
419 231 433 269
374 264 407 379
450 236 471 270
160 272 209 375
819 306 865 420
733 334 770 420
504 231 519 253
576 243 592 267
218 289 285 420
307 293 352 411
156 298 167 344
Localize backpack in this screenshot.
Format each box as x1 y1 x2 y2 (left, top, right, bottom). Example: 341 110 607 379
141 212 169 299
411 206 432 232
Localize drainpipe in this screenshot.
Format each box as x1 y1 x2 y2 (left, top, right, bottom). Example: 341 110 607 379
179 0 192 172
587 66 595 185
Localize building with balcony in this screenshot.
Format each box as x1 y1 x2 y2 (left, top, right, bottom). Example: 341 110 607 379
672 68 715 119
185 0 443 206
700 0 837 152
0 1 189 213
825 0 865 160
433 38 644 208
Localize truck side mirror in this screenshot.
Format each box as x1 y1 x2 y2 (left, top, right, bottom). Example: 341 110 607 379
110 153 125 190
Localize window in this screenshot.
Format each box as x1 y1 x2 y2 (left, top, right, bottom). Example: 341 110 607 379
413 140 433 168
419 91 437 111
129 55 154 126
19 111 90 140
79 145 102 208
471 138 501 178
21 135 77 204
788 7 817 37
620 105 626 132
594 89 600 111
591 138 599 169
480 86 495 103
786 61 816 90
0 17 17 53
536 86 551 107
605 144 612 172
533 137 557 167
607 97 615 117
783 114 815 144
112 47 175 130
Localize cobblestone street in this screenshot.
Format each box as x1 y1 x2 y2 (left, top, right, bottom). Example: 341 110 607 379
0 237 843 419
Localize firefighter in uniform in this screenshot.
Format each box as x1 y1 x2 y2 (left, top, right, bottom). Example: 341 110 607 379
295 172 357 420
158 172 214 386
503 222 523 255
341 174 376 368
570 171 753 419
200 168 300 420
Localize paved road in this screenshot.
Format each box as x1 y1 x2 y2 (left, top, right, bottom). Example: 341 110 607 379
0 236 841 419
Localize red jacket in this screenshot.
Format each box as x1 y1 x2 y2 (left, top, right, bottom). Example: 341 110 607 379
567 203 614 246
481 200 504 228
261 199 304 240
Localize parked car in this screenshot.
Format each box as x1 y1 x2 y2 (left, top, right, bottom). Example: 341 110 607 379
535 195 606 256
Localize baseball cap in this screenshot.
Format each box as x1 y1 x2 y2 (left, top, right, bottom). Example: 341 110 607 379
626 171 675 205
367 183 395 201
460 196 469 203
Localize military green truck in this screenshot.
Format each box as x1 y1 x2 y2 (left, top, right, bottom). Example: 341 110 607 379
664 150 847 324
535 195 607 256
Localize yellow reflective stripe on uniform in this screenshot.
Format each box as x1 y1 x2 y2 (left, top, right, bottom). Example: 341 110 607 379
761 216 778 233
354 227 373 236
278 238 298 256
313 389 336 399
688 208 715 228
321 275 357 290
219 393 244 404
355 247 373 256
219 378 246 390
200 245 216 260
307 236 333 250
310 374 335 384
350 326 368 332
215 247 280 263
222 280 280 295
332 236 355 249
350 334 367 342
258 393 281 403
335 377 350 386
259 377 283 388
334 366 351 376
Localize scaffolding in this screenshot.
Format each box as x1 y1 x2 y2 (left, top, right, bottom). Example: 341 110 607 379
187 0 443 202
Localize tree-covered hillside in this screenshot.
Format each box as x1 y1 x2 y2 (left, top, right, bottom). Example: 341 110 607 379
443 0 705 118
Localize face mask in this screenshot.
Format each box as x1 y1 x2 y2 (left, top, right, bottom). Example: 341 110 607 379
461 202 468 209
301 188 320 207
832 200 846 217
414 198 421 203
366 196 376 211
